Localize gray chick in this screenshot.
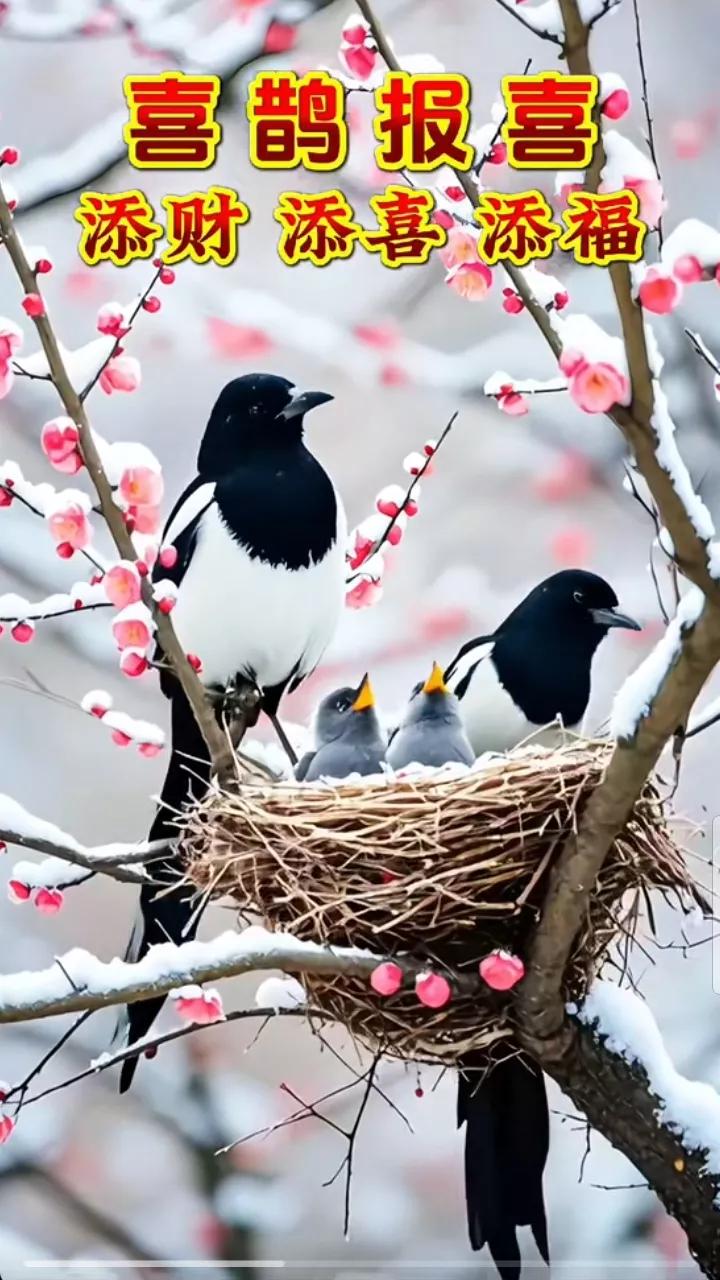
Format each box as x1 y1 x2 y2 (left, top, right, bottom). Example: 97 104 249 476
296 674 386 782
387 662 475 770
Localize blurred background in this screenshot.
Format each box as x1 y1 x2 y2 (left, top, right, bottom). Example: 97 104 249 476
1 0 720 1275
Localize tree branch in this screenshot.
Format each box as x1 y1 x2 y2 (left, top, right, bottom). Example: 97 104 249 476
0 926 477 1023
0 181 233 777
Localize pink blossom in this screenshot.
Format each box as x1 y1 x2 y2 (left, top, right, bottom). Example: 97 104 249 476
370 962 404 996
119 465 163 509
346 577 383 609
112 606 152 651
348 528 375 570
673 254 705 283
0 318 22 362
22 293 45 318
638 267 682 315
206 317 272 359
339 43 377 81
11 621 34 644
433 209 455 231
138 741 163 758
172 985 225 1025
415 972 451 1009
496 385 528 417
558 347 586 377
487 141 507 164
624 176 666 229
670 119 705 160
159 544 178 569
120 649 149 678
99 354 141 395
8 880 31 902
551 524 594 565
601 88 630 120
0 1115 15 1144
569 361 629 413
479 950 525 991
47 501 92 551
34 887 64 914
41 417 83 474
263 19 297 54
502 288 524 315
446 260 493 301
0 362 14 400
104 562 142 608
342 16 371 44
96 302 128 337
439 228 478 271
127 503 162 535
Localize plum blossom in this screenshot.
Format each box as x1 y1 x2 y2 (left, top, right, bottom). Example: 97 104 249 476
0 317 22 401
569 362 630 413
171 984 225 1025
41 417 83 474
111 602 154 651
479 950 525 991
338 14 377 81
638 267 683 315
415 972 451 1008
45 491 93 551
599 72 631 120
118 464 163 509
99 354 141 395
370 962 404 996
104 562 142 608
34 887 64 914
446 260 493 301
96 301 129 338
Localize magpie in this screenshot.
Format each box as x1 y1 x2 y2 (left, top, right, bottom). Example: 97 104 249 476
295 674 386 782
445 569 639 1277
117 373 346 1091
386 662 474 770
445 569 640 756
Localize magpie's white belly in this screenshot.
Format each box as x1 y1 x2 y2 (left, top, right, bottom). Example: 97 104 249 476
171 502 347 689
451 653 581 754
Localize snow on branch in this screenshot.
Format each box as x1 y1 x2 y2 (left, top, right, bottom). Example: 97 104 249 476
11 0 333 214
610 589 704 741
0 926 476 1023
575 980 720 1182
0 792 168 887
0 180 232 777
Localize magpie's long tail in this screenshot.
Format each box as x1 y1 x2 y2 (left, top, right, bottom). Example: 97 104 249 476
117 693 212 1093
457 1051 550 1280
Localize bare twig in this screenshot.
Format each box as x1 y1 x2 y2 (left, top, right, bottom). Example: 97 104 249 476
630 0 664 249
489 0 562 44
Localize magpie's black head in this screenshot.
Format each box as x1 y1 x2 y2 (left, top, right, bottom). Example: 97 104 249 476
198 373 334 476
314 675 380 745
502 569 640 645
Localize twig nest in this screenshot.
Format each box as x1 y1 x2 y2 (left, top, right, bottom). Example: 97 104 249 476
185 742 700 1064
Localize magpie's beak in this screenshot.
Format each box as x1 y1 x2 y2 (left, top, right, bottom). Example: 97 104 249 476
591 606 641 631
423 661 448 695
279 389 334 421
352 673 375 713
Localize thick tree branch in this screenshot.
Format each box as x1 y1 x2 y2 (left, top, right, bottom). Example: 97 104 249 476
0 182 233 776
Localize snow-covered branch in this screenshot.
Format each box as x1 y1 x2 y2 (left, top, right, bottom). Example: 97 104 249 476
0 926 476 1023
0 180 232 776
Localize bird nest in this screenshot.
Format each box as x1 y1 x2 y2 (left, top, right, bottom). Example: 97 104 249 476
184 741 701 1064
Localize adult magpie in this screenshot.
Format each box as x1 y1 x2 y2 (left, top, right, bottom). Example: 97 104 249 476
444 569 639 1277
117 373 346 1091
295 674 386 782
445 569 640 755
386 662 474 770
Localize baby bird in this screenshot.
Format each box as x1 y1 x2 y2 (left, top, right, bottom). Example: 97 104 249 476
296 674 386 782
387 662 475 771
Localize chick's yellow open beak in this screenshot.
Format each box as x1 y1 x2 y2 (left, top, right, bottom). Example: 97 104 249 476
423 661 448 695
352 673 376 712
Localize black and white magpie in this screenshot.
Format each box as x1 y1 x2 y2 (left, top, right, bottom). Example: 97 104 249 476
386 662 474 770
295 674 386 782
118 373 346 1091
445 569 639 1277
445 569 640 756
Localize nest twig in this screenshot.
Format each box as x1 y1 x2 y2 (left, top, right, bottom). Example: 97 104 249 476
184 741 702 1064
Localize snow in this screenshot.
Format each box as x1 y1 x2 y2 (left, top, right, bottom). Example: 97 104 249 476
599 71 629 103
80 688 112 714
661 218 720 271
255 976 307 1011
15 335 115 390
0 458 60 517
0 792 160 863
10 855 93 890
554 313 629 379
96 436 162 487
521 262 565 308
652 382 716 542
0 927 377 1019
2 0 97 37
574 980 720 1181
0 580 106 622
484 372 568 396
601 129 659 185
103 709 165 746
609 588 705 740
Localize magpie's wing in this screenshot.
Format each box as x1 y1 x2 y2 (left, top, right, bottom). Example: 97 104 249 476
153 478 215 695
154 477 216 591
294 750 315 782
444 636 495 699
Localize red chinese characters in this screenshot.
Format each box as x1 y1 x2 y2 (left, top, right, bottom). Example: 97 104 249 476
475 191 560 266
558 190 646 264
247 71 347 169
162 187 250 266
501 72 598 169
362 186 446 267
123 73 221 169
74 190 163 266
374 72 474 171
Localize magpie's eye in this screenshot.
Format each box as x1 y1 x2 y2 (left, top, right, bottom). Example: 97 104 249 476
335 697 349 712
573 590 584 603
